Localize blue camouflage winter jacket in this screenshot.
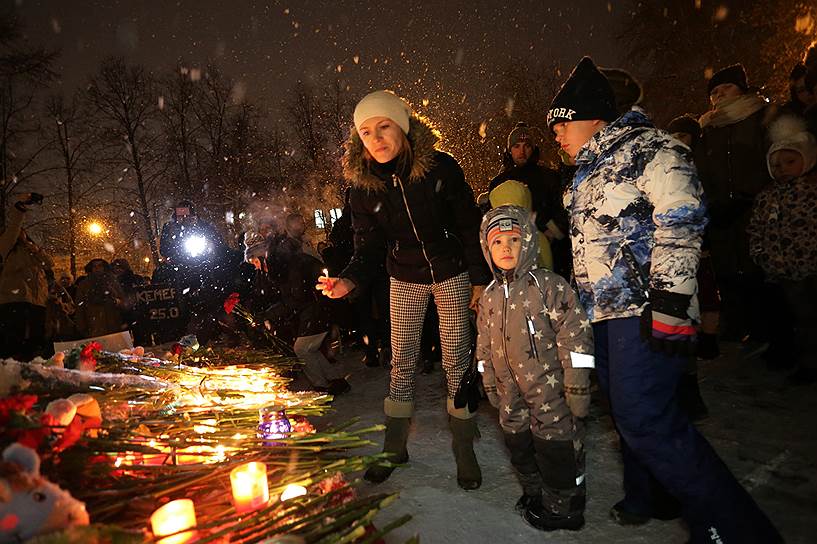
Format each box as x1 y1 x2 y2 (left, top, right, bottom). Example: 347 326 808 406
566 109 707 323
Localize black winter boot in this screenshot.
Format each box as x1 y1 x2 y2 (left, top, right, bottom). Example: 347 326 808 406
364 416 410 483
525 438 585 531
526 487 586 531
515 473 543 516
696 333 720 360
504 431 542 515
678 372 708 422
449 416 482 490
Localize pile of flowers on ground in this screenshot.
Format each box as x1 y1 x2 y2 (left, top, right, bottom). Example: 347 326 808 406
0 342 410 544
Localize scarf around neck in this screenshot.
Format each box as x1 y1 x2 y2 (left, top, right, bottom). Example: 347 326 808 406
699 93 767 129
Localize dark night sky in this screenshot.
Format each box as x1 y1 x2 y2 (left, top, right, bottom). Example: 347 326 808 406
13 0 627 124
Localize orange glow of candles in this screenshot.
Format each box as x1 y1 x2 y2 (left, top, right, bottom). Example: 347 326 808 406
150 499 198 544
230 462 270 514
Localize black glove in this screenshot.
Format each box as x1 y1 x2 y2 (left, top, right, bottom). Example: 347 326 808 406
14 193 43 212
639 289 697 356
27 193 44 205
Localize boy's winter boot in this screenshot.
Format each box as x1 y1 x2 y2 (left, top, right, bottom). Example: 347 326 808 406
678 371 708 421
696 332 720 360
364 416 410 483
503 431 543 515
449 415 482 490
524 437 585 531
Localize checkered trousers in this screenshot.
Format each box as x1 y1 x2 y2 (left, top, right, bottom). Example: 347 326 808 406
389 271 472 402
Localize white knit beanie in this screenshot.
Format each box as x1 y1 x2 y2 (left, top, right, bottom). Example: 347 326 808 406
353 90 412 134
766 115 817 178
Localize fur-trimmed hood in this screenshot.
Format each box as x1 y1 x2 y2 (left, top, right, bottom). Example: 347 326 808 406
342 116 440 192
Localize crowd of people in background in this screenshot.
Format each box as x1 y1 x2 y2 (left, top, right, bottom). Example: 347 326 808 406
2 42 816 542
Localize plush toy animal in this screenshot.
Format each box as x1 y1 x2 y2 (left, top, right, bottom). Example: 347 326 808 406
0 443 89 543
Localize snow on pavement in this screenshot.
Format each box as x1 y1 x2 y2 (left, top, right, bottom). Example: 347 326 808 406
316 341 817 543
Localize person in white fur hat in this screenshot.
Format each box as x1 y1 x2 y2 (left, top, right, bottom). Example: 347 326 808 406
749 114 817 385
316 90 490 489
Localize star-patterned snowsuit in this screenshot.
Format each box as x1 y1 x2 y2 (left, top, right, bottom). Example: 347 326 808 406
476 205 594 520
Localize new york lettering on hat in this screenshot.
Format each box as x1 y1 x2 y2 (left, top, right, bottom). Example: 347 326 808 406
547 57 618 130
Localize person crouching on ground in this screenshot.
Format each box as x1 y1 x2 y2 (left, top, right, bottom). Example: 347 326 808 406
270 214 351 396
476 205 593 531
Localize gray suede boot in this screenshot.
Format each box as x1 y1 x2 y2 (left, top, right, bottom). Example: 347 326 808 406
449 416 482 490
364 416 410 483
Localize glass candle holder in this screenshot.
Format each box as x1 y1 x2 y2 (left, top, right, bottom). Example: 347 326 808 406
230 461 270 514
150 499 198 544
257 404 291 446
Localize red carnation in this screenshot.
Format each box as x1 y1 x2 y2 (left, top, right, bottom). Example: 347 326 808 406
80 341 103 360
78 341 103 371
223 292 240 315
171 343 184 356
0 395 38 423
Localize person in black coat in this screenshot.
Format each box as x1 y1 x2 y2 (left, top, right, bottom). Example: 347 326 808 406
488 123 570 277
317 90 489 489
270 215 350 395
695 64 775 343
159 200 226 267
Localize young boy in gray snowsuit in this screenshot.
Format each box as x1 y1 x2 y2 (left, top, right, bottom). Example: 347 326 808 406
476 205 594 531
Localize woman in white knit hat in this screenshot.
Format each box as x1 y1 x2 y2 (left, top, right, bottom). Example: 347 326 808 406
317 90 490 489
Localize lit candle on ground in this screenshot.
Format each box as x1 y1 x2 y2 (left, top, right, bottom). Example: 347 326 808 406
280 484 307 501
257 404 291 446
322 268 329 278
230 462 270 514
150 499 198 544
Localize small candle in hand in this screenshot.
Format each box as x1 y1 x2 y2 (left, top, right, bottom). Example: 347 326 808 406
318 270 335 295
230 462 270 514
150 499 198 544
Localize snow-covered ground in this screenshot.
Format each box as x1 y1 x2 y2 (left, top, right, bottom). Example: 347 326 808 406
315 341 817 543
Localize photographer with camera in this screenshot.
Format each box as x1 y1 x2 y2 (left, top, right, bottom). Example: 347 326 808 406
159 200 226 268
0 193 54 360
155 200 250 346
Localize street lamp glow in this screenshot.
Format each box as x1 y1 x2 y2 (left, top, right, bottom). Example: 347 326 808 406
87 222 103 236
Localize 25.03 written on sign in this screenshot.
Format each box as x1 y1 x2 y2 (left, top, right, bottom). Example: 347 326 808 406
134 284 188 343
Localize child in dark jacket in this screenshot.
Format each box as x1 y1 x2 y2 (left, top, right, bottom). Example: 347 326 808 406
476 205 594 531
749 114 817 384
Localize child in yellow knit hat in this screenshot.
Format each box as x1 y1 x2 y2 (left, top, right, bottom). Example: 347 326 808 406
489 180 553 271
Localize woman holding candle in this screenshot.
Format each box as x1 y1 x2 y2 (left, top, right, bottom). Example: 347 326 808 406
316 90 490 489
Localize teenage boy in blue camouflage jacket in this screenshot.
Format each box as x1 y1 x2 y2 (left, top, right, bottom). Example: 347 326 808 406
547 56 781 544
